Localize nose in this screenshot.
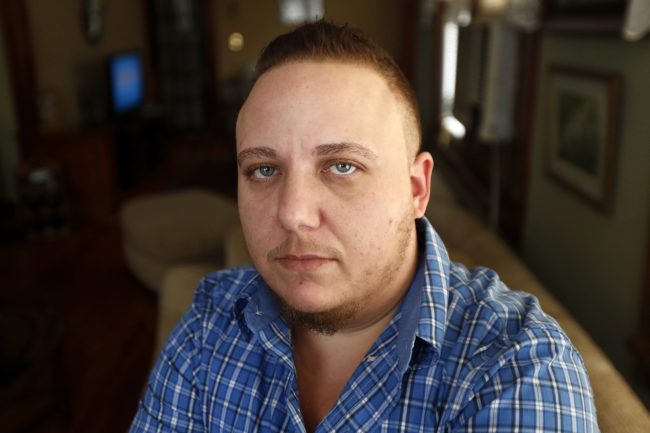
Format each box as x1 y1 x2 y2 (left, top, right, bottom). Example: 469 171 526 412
277 172 321 232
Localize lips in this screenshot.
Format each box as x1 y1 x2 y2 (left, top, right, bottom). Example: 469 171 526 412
276 254 335 272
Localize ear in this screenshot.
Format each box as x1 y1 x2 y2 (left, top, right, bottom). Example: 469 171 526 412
410 152 434 219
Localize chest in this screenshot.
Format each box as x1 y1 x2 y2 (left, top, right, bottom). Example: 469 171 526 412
295 360 357 433
203 348 442 432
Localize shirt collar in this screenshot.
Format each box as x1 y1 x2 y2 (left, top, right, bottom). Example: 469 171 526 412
237 275 286 336
236 277 294 363
415 217 450 353
387 217 449 372
235 217 451 366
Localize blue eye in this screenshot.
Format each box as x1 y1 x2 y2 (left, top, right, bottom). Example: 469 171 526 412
252 166 276 178
329 162 357 175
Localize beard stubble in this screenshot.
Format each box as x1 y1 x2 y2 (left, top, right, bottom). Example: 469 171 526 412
278 211 415 335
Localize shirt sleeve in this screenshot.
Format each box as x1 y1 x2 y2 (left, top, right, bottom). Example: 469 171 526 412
129 290 207 433
450 325 600 432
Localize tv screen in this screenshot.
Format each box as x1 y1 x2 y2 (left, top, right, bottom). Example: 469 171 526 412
109 52 143 114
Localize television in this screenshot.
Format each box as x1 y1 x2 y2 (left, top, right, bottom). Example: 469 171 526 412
108 51 144 115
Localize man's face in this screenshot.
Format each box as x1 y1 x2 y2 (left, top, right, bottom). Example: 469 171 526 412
236 61 431 333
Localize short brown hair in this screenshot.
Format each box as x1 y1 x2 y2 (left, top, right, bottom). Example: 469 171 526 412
253 20 421 157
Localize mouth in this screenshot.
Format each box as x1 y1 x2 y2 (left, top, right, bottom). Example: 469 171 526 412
276 254 335 272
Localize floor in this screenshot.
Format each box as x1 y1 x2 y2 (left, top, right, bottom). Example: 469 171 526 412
0 219 157 433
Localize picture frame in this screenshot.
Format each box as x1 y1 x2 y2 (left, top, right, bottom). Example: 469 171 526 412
546 66 621 212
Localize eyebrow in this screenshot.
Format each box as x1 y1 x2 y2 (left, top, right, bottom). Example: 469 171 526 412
315 142 378 160
237 146 277 167
236 142 378 167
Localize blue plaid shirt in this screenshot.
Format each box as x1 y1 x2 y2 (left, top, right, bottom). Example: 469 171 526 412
130 218 598 432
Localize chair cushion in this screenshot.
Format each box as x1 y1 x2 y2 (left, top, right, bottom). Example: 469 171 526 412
119 188 239 262
123 238 170 291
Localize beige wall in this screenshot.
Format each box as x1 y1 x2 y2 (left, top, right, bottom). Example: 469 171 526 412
522 34 650 381
0 10 19 200
213 0 405 86
22 0 406 129
26 0 148 129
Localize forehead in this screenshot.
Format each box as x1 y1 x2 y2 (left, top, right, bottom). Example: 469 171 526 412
247 60 392 106
236 61 405 152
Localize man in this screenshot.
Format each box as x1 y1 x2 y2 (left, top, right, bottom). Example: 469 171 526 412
130 21 598 432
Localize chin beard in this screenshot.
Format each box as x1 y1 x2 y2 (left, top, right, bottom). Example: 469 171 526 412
279 299 360 335
270 210 415 336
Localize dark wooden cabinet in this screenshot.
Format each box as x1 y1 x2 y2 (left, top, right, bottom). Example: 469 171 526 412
25 129 119 225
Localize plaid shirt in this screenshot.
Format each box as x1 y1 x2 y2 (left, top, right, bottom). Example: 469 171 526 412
130 218 598 432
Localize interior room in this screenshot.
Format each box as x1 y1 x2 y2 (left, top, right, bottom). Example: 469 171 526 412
0 0 649 432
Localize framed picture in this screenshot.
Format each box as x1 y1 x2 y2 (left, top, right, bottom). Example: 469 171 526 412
546 66 621 212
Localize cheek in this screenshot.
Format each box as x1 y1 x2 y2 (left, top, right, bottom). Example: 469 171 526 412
328 190 387 247
238 194 277 252
338 181 406 225
239 182 276 220
335 181 410 247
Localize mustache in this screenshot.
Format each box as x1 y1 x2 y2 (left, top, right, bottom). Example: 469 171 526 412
267 238 342 261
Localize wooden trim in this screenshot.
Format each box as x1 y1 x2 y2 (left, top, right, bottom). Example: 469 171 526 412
510 31 542 245
542 0 626 34
638 220 650 337
628 204 650 385
0 0 39 154
426 2 444 149
200 0 219 123
144 0 161 104
399 0 419 84
544 17 623 34
628 337 650 371
645 230 650 335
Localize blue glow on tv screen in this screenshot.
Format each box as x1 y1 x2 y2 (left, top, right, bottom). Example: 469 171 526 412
110 52 143 114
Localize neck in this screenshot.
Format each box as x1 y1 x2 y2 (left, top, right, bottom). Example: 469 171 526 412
292 266 410 432
292 302 399 433
292 296 400 363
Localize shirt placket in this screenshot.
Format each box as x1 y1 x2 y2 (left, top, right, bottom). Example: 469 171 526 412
258 325 307 433
317 348 403 433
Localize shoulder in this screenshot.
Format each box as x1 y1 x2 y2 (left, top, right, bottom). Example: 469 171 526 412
444 262 580 367
164 265 260 352
153 266 261 384
189 265 261 329
135 266 263 431
446 262 566 348
196 265 261 312
438 263 597 430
